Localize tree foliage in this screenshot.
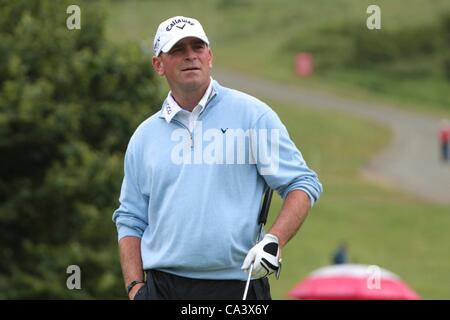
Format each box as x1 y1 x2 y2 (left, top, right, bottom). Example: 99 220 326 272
0 0 161 298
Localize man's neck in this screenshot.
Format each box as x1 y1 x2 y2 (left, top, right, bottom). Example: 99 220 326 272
170 80 210 112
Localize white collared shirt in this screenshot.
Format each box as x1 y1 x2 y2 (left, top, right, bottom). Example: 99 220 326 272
162 77 214 132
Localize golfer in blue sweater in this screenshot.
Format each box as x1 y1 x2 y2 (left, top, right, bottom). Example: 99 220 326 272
113 16 322 300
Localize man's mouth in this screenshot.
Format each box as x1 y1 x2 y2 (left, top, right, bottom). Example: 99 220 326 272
181 67 200 71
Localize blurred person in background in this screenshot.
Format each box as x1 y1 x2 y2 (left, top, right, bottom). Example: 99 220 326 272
332 242 348 265
439 119 450 162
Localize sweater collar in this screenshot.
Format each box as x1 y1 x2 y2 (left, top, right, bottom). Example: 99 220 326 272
158 79 222 122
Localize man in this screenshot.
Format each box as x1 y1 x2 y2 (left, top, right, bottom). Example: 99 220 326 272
112 16 323 300
332 243 348 265
439 119 450 162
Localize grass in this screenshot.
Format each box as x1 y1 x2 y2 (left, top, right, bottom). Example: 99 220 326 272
105 0 450 116
104 0 450 299
264 101 450 299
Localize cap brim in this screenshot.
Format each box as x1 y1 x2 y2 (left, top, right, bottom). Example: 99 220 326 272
160 33 209 54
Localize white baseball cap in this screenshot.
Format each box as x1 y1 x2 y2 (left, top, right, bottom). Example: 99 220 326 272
153 16 209 56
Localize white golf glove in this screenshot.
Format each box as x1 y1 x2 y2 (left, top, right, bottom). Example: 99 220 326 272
241 233 282 279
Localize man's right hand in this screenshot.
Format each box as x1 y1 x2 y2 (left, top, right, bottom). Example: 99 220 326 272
128 282 146 300
241 233 281 279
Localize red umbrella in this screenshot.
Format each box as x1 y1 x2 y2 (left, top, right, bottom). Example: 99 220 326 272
288 264 420 300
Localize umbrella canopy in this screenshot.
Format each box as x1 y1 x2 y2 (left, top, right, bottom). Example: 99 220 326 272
288 264 420 300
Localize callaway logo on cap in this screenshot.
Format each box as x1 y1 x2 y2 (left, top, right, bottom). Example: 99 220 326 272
153 16 210 56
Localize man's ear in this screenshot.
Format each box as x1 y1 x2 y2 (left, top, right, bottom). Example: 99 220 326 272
152 56 165 76
208 48 213 68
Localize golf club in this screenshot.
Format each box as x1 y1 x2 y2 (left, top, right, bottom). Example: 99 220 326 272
242 187 274 300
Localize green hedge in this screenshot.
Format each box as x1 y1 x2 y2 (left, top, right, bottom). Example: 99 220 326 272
283 14 450 80
0 0 161 298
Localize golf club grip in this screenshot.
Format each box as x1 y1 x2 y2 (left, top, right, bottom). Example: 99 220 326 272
258 188 273 225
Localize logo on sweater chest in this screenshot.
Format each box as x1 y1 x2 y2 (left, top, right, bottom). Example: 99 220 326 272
169 122 279 175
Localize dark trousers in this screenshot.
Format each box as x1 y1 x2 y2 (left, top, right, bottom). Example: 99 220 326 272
134 269 272 300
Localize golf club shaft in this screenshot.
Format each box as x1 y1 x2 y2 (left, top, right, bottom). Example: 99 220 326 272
242 215 272 300
242 223 264 300
242 263 254 300
242 188 272 300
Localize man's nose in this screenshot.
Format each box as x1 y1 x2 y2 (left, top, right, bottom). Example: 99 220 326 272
184 46 197 60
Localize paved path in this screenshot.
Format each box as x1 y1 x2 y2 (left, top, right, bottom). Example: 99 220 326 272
214 69 450 204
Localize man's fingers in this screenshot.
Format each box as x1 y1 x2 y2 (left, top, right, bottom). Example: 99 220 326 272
252 262 269 278
241 250 256 271
242 234 280 278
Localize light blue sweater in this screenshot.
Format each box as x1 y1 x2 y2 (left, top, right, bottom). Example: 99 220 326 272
112 80 322 280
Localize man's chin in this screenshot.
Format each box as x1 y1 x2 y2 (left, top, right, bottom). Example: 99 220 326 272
180 77 207 90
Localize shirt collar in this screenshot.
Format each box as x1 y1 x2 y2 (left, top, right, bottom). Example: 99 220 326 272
160 77 215 123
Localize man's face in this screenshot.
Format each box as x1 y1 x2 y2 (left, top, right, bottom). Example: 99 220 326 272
152 37 213 93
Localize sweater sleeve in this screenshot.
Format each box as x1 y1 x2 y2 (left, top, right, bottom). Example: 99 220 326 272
112 136 149 240
252 109 323 206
